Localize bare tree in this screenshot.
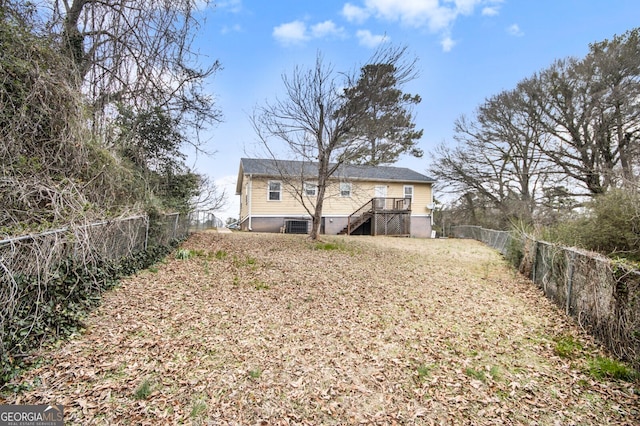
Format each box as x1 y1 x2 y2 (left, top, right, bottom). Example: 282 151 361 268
587 28 640 185
1 1 225 229
430 85 558 227
251 46 421 240
251 54 353 240
433 28 640 228
190 175 227 212
50 0 221 137
528 58 611 195
528 28 640 195
48 0 226 215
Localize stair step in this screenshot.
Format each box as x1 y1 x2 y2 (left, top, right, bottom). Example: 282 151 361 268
339 213 371 235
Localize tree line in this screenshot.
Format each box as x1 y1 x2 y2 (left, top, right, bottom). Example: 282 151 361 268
429 28 640 260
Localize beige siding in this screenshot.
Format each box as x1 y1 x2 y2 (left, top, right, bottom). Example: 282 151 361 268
239 175 433 218
239 178 249 219
323 181 432 217
407 182 433 217
250 178 309 215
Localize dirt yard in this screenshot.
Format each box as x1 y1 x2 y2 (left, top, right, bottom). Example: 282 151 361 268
2 232 638 425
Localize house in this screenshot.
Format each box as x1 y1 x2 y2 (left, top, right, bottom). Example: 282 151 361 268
235 158 436 237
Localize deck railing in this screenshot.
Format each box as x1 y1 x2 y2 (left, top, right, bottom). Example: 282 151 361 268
347 197 411 234
371 197 412 212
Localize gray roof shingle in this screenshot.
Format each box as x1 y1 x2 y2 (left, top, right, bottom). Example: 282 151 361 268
239 158 435 183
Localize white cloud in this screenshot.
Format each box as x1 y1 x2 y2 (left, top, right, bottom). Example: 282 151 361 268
440 35 456 52
273 20 309 46
346 0 502 51
274 20 346 46
361 0 460 31
453 0 479 15
507 23 524 37
342 3 370 23
481 6 500 16
356 29 387 48
311 20 346 39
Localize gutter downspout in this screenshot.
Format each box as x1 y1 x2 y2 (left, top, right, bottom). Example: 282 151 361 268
248 174 253 231
430 187 435 227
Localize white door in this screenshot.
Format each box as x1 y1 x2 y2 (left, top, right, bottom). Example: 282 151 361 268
375 186 387 209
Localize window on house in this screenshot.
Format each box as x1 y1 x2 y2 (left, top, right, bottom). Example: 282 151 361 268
404 185 414 201
403 185 414 209
340 182 352 197
304 182 317 197
268 181 282 201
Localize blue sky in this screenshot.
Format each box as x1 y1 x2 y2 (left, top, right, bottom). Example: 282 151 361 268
188 0 640 220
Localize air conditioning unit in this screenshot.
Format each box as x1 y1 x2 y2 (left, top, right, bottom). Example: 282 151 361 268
284 219 310 234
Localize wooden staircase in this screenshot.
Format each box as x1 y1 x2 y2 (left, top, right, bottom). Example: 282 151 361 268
338 198 373 235
338 197 411 236
337 211 371 235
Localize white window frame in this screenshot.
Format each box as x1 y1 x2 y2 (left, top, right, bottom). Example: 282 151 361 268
340 182 352 197
403 185 414 201
304 182 317 197
268 180 282 201
403 185 414 209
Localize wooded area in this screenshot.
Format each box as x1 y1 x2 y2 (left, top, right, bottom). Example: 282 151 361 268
431 28 640 261
0 0 224 235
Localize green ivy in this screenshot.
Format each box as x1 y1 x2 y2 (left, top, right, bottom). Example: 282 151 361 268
0 240 180 387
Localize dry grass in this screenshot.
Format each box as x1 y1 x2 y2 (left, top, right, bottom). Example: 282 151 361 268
2 232 638 425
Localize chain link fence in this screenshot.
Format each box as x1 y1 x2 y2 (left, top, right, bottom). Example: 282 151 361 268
0 213 191 381
452 225 640 370
189 210 224 232
449 225 512 256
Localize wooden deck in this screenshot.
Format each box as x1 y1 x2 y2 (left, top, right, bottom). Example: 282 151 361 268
339 198 411 236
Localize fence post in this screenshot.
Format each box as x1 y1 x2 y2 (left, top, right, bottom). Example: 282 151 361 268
144 215 150 250
173 213 179 239
566 251 576 315
531 239 538 284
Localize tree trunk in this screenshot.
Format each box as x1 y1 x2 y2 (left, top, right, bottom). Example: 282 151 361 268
310 196 324 240
60 0 87 83
310 159 329 240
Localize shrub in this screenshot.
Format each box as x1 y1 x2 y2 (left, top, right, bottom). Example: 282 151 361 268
545 189 640 261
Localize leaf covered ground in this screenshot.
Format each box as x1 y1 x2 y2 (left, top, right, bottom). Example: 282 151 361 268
2 232 638 425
